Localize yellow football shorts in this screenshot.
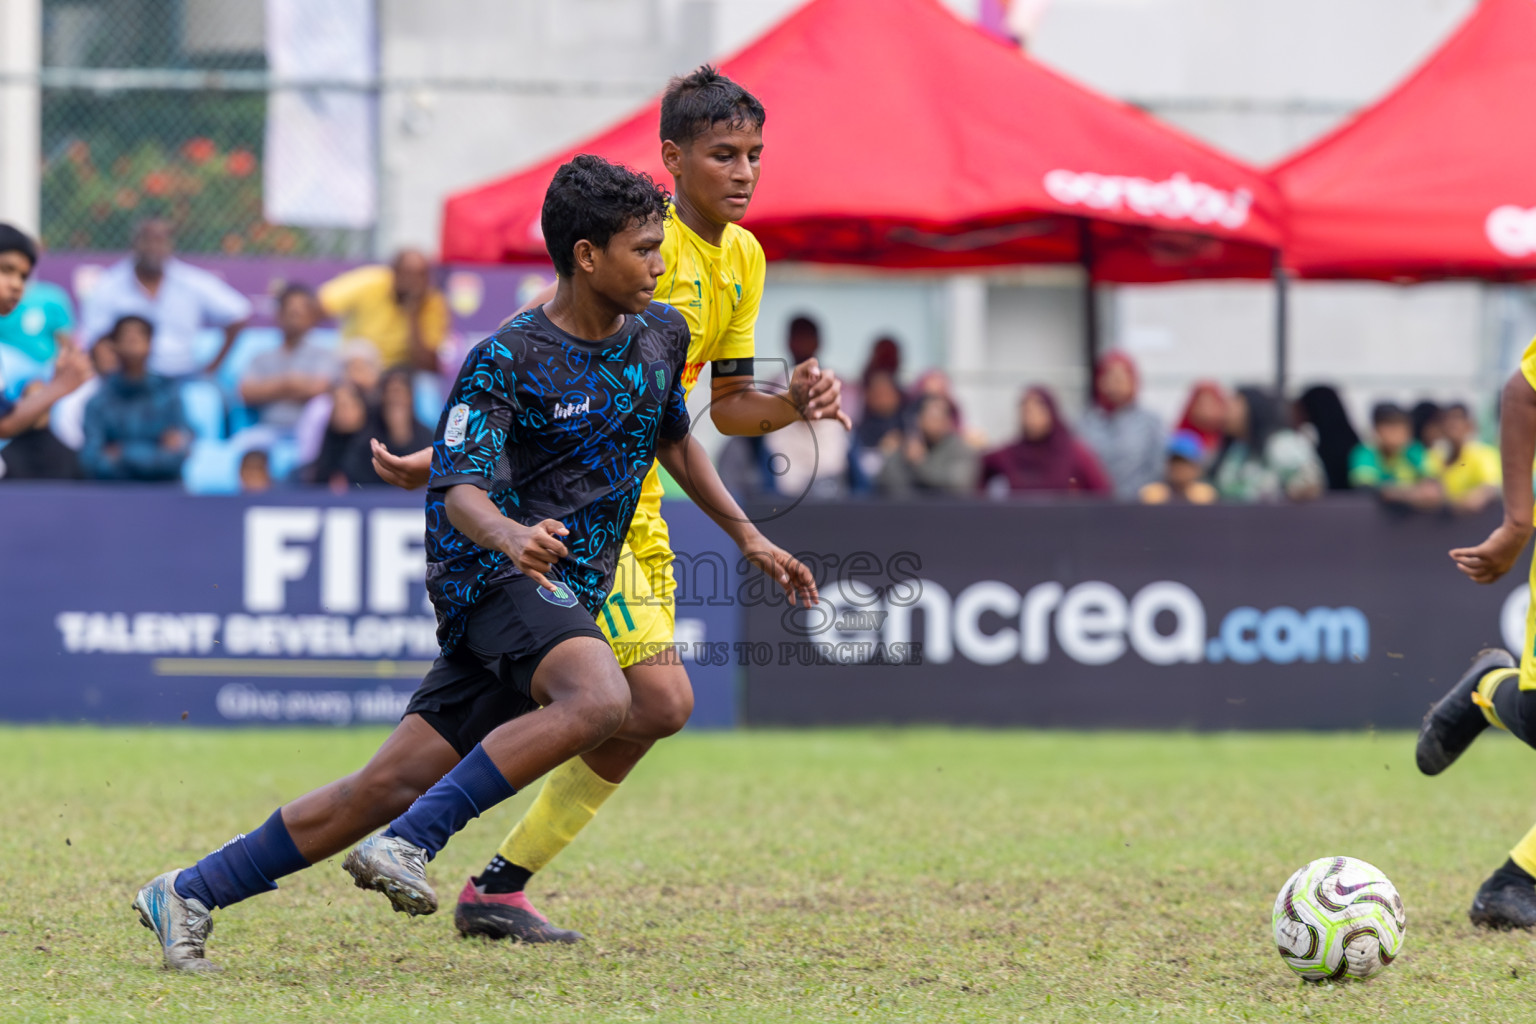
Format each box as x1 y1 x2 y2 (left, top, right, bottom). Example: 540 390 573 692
599 542 677 670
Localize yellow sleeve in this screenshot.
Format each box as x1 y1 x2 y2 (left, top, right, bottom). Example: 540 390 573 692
420 291 450 352
1521 334 1536 391
317 266 375 318
715 232 765 364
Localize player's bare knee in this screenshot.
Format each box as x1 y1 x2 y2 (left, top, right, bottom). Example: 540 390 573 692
636 680 692 739
572 674 630 746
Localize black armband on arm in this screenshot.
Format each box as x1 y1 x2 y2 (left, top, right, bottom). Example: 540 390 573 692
710 358 755 379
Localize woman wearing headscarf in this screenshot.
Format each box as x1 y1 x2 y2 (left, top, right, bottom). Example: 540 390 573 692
1177 381 1228 456
1210 386 1324 502
979 386 1111 496
1296 384 1361 492
1077 352 1166 500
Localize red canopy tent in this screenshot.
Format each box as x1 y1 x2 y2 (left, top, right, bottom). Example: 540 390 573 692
1274 0 1536 281
441 0 1282 284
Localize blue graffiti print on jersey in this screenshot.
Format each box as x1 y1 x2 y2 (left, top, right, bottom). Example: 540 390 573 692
424 302 691 654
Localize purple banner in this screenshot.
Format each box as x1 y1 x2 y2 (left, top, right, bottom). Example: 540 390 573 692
0 487 739 728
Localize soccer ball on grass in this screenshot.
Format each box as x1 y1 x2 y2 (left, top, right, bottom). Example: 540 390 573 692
1271 856 1405 982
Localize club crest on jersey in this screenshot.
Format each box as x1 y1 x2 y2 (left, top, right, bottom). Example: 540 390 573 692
444 403 470 447
538 582 580 608
650 362 669 398
553 397 590 420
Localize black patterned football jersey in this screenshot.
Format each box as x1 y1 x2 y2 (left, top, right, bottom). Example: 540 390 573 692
425 302 691 654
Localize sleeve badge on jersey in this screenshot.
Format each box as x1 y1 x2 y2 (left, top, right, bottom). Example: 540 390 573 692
444 403 471 447
649 362 670 399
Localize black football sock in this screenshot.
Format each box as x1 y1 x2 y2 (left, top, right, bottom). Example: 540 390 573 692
1489 679 1536 748
1487 857 1536 890
476 854 534 894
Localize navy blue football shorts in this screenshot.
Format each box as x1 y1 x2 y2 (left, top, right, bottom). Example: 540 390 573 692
405 575 607 757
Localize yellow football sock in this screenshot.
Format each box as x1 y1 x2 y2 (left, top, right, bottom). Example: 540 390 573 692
1474 668 1520 731
1511 821 1536 878
498 756 620 873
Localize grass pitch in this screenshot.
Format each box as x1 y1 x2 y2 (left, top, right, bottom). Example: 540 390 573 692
8 726 1536 1023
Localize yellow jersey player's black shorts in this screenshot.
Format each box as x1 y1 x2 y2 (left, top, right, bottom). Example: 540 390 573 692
405 575 606 757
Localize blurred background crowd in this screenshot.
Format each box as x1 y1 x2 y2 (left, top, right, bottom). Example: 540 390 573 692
0 214 1503 513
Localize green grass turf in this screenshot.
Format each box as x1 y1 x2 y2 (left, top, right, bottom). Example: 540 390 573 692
8 726 1536 1023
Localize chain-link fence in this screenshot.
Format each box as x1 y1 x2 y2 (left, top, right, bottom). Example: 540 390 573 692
35 0 373 256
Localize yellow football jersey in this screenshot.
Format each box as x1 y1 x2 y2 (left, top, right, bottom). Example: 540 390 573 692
623 206 766 594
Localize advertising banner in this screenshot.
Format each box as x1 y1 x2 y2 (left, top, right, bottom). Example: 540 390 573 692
738 500 1521 730
0 488 739 728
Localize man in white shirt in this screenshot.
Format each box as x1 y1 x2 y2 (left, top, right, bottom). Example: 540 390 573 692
78 219 252 378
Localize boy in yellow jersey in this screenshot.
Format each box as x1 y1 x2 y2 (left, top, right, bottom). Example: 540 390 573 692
1417 336 1536 929
371 67 849 943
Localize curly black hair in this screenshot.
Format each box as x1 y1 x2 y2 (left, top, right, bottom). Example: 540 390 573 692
659 64 765 147
541 154 671 278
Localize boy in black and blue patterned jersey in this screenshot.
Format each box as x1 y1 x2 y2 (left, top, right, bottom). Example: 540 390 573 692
129 156 819 971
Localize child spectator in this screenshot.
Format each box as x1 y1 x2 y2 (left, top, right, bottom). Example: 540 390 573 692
293 341 383 467
353 367 435 486
1139 431 1217 505
1437 402 1501 514
854 368 904 483
978 386 1110 497
1411 400 1445 450
1350 402 1434 487
1078 351 1166 500
238 284 338 437
1295 384 1361 492
1176 381 1228 457
238 449 273 493
879 393 980 497
80 315 191 482
1211 386 1323 502
0 379 83 480
301 380 369 492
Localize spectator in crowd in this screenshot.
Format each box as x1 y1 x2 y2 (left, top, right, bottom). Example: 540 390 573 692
1295 384 1361 492
353 367 435 486
1437 402 1501 514
851 334 903 422
0 379 83 481
764 314 853 499
1210 386 1324 503
1138 430 1217 505
48 338 116 450
978 386 1110 497
239 449 273 493
0 224 93 441
879 393 980 497
238 284 338 437
80 315 192 482
318 248 449 371
1176 381 1228 457
78 218 252 378
1349 402 1435 491
1411 399 1445 450
293 340 383 467
301 380 370 492
1077 351 1166 500
853 368 905 484
0 267 75 387
906 367 989 449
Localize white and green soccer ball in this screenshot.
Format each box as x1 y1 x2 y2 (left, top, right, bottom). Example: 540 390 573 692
1271 856 1406 982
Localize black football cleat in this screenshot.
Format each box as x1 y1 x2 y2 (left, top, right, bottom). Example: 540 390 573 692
1416 648 1516 776
1470 872 1536 930
453 880 583 944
